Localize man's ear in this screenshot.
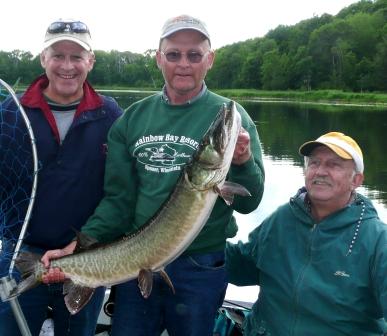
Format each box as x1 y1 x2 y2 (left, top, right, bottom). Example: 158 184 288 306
40 51 47 69
155 50 162 69
206 50 215 70
352 172 364 190
88 52 96 71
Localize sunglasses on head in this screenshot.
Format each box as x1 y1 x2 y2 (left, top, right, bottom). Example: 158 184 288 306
47 21 90 35
160 50 208 64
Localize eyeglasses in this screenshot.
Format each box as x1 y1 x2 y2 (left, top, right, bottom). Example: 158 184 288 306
47 21 90 35
160 50 208 64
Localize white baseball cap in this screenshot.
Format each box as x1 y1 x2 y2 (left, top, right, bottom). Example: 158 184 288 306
43 19 92 51
160 15 211 46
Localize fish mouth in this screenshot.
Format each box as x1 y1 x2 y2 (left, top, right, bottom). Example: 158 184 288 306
192 101 240 171
186 100 243 191
204 101 236 153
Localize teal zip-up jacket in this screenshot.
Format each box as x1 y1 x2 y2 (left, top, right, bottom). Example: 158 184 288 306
226 188 387 335
82 90 265 254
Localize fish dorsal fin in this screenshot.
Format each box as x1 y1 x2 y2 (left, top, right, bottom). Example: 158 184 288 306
63 280 95 315
215 181 251 206
159 269 175 294
73 230 100 252
138 269 153 299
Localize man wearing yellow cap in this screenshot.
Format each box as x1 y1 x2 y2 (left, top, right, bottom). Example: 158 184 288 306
226 131 387 335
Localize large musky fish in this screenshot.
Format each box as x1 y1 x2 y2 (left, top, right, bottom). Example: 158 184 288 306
9 100 250 314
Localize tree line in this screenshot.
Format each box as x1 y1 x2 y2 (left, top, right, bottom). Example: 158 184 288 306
0 0 386 92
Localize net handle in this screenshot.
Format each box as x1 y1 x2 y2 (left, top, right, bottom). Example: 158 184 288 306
0 78 39 275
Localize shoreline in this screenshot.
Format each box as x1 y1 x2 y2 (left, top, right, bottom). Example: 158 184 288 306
15 86 387 107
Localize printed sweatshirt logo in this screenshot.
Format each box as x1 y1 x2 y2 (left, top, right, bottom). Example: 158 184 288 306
334 270 350 278
133 133 198 173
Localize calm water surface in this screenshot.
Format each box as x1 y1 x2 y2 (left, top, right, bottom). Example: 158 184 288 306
109 92 387 303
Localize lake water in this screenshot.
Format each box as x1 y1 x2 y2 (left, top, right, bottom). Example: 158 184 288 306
110 91 387 303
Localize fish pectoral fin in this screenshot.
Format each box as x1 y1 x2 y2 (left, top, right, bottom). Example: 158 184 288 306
63 280 95 315
215 181 251 206
138 269 153 299
159 269 175 294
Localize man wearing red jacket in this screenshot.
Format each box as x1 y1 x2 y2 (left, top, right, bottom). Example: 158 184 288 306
0 19 122 335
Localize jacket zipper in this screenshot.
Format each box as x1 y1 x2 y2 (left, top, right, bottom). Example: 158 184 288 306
290 221 318 335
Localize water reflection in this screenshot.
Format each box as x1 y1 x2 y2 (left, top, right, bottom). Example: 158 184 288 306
245 100 387 206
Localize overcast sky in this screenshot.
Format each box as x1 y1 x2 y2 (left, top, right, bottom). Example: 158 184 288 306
2 0 357 55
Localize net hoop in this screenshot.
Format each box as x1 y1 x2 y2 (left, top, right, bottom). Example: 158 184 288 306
0 78 39 275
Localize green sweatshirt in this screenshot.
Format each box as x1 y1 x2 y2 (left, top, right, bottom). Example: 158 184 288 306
82 89 265 254
226 189 387 335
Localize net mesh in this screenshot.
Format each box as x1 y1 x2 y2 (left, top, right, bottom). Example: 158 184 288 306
0 82 36 278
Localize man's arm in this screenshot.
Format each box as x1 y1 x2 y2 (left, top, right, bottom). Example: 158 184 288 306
81 114 137 242
225 224 262 286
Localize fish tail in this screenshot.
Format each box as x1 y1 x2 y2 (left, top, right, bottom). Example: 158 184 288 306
9 251 43 297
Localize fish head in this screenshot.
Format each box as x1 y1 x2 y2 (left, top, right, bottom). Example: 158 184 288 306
188 101 241 190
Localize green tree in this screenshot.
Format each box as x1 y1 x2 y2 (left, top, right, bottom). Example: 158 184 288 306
261 49 290 90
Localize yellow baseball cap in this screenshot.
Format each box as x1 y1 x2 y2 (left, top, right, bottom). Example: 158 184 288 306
299 132 364 173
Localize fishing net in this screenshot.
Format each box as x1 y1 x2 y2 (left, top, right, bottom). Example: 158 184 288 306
0 79 38 278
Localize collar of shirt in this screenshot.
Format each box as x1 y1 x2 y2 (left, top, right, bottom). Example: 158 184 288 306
162 82 207 105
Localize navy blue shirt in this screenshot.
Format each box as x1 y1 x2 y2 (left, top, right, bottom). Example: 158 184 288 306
0 75 122 249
